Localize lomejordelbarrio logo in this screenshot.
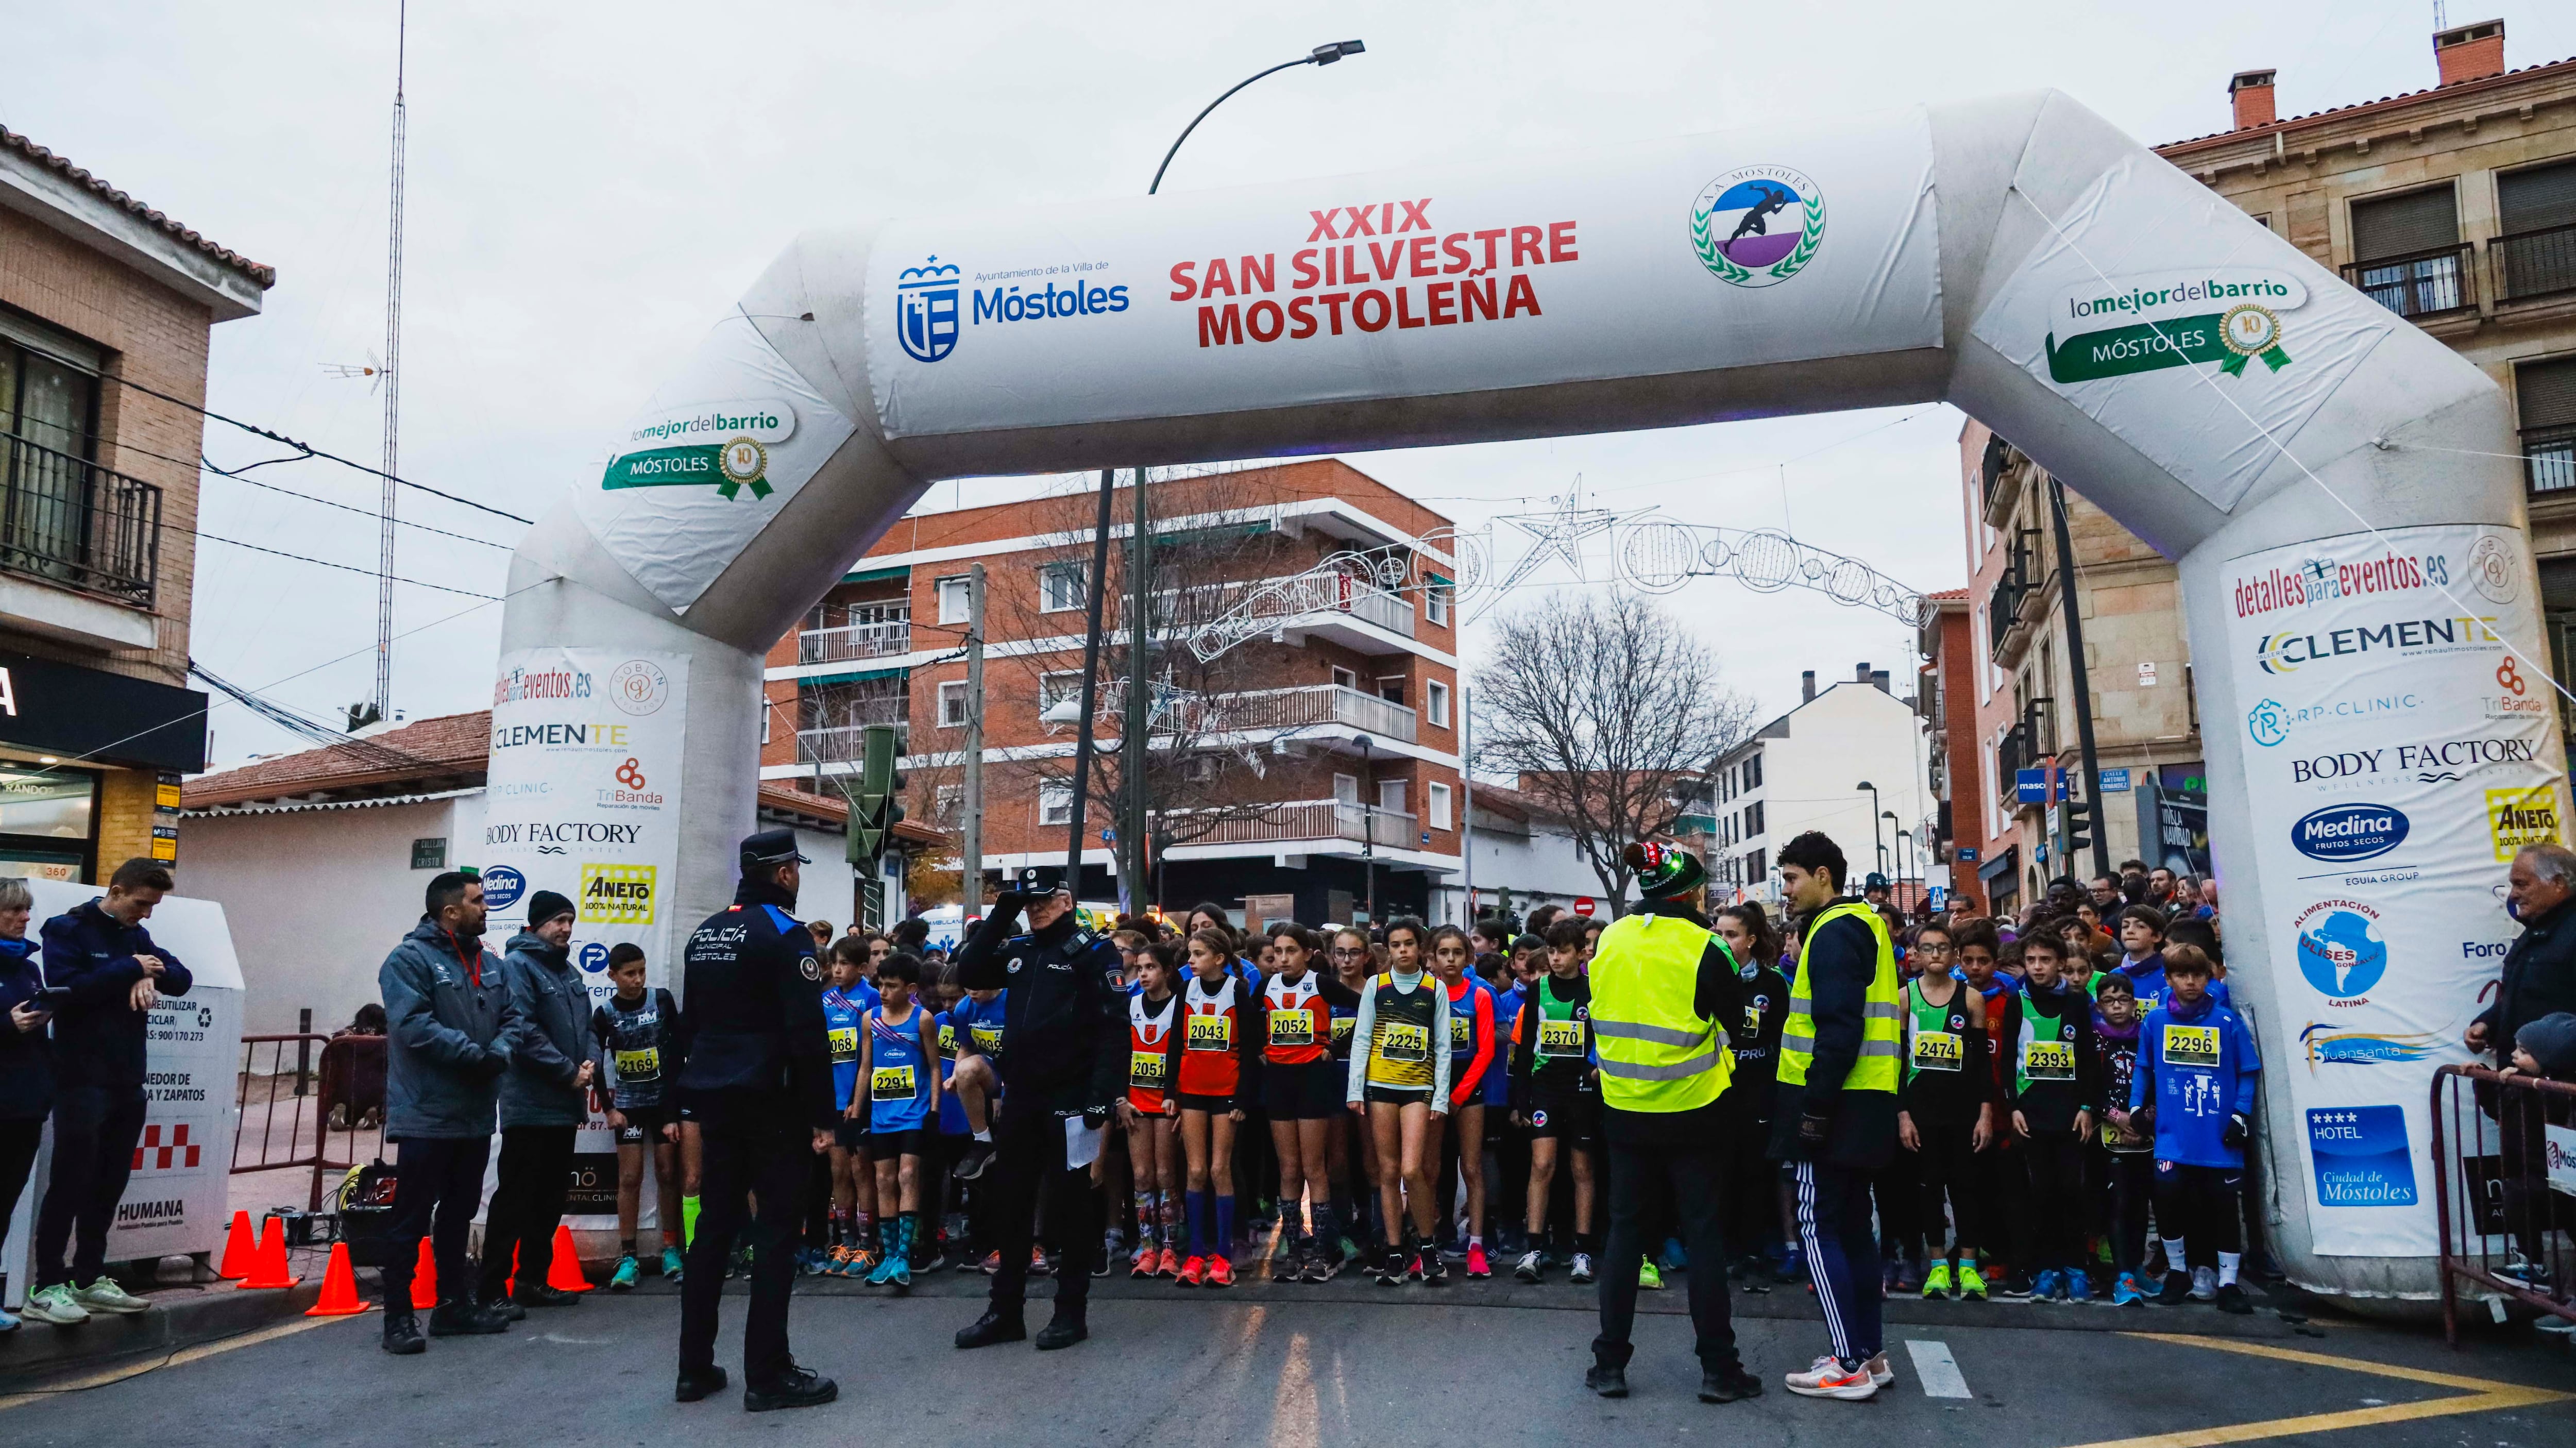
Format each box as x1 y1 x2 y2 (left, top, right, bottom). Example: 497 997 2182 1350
2045 269 2306 384
601 398 798 501
899 256 962 363
1690 167 1824 289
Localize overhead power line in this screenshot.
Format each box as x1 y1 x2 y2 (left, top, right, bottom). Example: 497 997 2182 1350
188 658 439 774
196 530 501 599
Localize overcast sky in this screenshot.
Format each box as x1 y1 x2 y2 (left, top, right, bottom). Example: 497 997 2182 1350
8 1 2572 767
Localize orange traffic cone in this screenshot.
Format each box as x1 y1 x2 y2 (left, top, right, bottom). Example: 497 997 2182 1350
304 1242 370 1316
236 1215 301 1290
545 1225 594 1293
216 1210 257 1280
409 1238 439 1310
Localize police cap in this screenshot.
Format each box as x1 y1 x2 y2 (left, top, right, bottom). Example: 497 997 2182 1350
739 828 811 872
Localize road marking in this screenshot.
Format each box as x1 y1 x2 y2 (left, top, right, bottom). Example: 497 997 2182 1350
0 1310 361 1411
1905 1338 1973 1399
2058 1333 2575 1448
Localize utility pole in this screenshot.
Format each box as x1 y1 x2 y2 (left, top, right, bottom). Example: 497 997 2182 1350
961 562 985 913
370 0 406 728
2048 476 2113 882
1066 471 1116 889
1358 734 1377 924
1123 468 1150 915
1460 686 1475 926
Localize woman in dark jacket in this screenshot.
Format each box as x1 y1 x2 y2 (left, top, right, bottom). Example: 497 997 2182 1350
0 876 54 1332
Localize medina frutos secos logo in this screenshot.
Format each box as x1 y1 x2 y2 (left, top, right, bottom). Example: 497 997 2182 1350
1690 167 1824 289
2290 802 2409 863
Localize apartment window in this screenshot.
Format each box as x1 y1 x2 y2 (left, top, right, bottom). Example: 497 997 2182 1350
1332 773 1360 805
2498 161 2576 304
1426 680 1450 728
1744 753 1763 790
1181 753 1218 783
1039 561 1088 612
938 680 969 728
2520 356 2576 495
1377 677 1406 706
1039 781 1073 827
936 575 971 624
760 702 772 745
1378 780 1409 815
1330 666 1358 691
2349 184 2465 317
1425 582 1452 626
934 784 962 825
1038 670 1086 719
1745 800 1765 838
1427 781 1453 830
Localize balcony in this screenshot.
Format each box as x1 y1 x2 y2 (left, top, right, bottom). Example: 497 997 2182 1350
1137 569 1416 655
1168 798 1421 852
2496 223 2576 305
1 434 161 609
1200 683 1418 745
1988 551 2034 669
1978 433 2016 528
798 720 910 763
2529 424 2576 496
799 616 911 666
2343 243 2475 321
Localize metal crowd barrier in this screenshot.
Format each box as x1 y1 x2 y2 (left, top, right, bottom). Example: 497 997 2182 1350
232 1031 387 1213
2430 1063 2575 1344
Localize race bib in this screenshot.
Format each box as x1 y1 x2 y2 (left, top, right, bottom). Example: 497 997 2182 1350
1268 1009 1314 1047
1537 1020 1586 1058
1449 1013 1473 1049
613 1046 662 1080
2022 1039 2077 1081
970 1024 1003 1056
1187 1014 1232 1052
1130 1050 1168 1086
826 1026 859 1062
2163 1022 2222 1069
1910 1031 1963 1072
1330 1016 1357 1049
1741 1004 1761 1036
870 1064 916 1101
937 1023 957 1059
1379 1021 1430 1064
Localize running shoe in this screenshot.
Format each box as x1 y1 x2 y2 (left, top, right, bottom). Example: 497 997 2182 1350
1466 1243 1491 1279
1638 1260 1665 1290
798 1246 826 1276
1865 1352 1895 1387
1301 1243 1334 1284
1515 1249 1544 1284
2066 1269 2093 1303
1206 1256 1235 1288
2000 1269 2035 1300
20 1284 87 1326
1956 1260 1989 1301
1031 1245 1054 1277
2190 1266 2218 1302
1776 1247 1807 1283
1408 1252 1425 1283
2110 1269 2147 1307
1176 1255 1207 1287
2214 1282 2252 1316
1922 1259 1953 1298
2494 1257 2553 1289
951 1139 996 1181
1659 1238 1689 1273
0 1306 16 1333
73 1278 147 1316
2029 1268 2062 1302
1131 1244 1158 1279
2155 1269 2192 1305
1569 1252 1596 1285
1159 1247 1183 1278
1377 1249 1406 1287
866 1249 901 1286
609 1255 639 1291
851 1247 882 1279
1337 1236 1362 1272
1421 1251 1448 1286
1893 1256 1926 1295
978 1250 1002 1275
1785 1354 1878 1401
821 1244 849 1277
662 1247 685 1282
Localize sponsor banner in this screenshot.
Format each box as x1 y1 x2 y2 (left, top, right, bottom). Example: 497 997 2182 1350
480 648 689 1232
1971 153 2398 513
2226 524 2567 1255
863 110 1941 440
570 321 857 614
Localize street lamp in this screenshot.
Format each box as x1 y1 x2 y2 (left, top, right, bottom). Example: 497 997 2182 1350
1882 810 1900 895
1855 780 1881 893
1148 41 1367 195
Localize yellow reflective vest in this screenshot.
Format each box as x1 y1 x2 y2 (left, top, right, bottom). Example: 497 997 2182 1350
1588 911 1736 1113
1777 900 1901 1095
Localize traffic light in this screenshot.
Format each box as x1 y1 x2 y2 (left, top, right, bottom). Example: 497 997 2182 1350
2067 798 2097 855
848 723 907 864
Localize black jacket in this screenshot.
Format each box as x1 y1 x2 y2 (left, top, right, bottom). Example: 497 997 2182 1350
2479 894 2576 1063
1768 900 1897 1168
955 900 1126 1119
674 878 834 1130
41 899 192 1091
0 935 51 1120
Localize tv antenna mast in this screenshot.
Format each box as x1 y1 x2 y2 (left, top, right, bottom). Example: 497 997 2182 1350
362 1 408 730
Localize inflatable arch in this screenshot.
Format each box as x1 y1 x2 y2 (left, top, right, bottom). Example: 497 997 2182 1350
493 89 2564 1304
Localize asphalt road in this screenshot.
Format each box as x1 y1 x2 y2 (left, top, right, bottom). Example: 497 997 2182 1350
5 1270 2572 1447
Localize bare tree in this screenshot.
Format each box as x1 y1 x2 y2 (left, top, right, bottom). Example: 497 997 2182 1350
1472 592 1756 911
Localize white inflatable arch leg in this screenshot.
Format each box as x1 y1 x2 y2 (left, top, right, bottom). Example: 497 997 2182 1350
497 89 2560 1306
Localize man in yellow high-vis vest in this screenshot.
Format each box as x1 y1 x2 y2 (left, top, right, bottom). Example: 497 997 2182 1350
1768 831 1902 1403
1582 841 1762 1406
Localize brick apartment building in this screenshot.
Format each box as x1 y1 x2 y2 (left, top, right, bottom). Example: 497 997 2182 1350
759 460 1466 922
0 128 267 881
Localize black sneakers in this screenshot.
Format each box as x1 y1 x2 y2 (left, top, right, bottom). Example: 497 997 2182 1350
952 1140 997 1181
1376 1249 1407 1286
2214 1282 2253 1315
515 1285 582 1308
427 1299 508 1336
675 1365 729 1403
1586 1363 1630 1398
1035 1312 1089 1351
380 1315 426 1355
1420 1251 1449 1286
1701 1362 1764 1402
744 1363 837 1412
954 1308 1028 1350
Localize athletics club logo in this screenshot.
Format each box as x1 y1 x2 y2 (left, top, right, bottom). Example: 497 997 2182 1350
1690 166 1825 288
897 256 962 363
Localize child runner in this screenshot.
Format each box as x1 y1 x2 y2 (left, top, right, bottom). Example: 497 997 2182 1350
1327 925 1376 1268
591 943 689 1288
1347 917 1453 1286
1480 934 1529 1261
1123 940 1186 1278
1509 917 1599 1284
946 979 1008 1189
859 951 942 1287
2092 972 2156 1305
1428 924 1496 1276
1895 922 1993 1300
2132 944 2259 1313
820 938 878 1276
2006 929 2099 1302
1714 904 1791 1281
928 963 973 1272
1175 927 1262 1287
1259 924 1359 1282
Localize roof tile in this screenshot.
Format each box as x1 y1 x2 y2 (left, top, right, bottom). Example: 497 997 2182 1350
2 126 275 288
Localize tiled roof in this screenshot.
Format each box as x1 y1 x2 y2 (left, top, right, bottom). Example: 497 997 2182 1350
1924 587 1969 601
2156 54 2576 154
183 712 490 808
1 127 276 288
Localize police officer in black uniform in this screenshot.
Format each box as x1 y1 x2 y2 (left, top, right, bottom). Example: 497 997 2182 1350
952 878 1126 1352
674 830 837 1413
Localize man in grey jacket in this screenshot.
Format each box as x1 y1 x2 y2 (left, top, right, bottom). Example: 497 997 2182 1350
377 871 513 1354
477 889 595 1314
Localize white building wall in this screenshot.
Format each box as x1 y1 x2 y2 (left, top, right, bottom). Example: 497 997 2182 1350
1433 804 1608 925
1761 681 1934 887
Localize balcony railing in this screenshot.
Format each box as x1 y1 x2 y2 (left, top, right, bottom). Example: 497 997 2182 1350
1200 683 1418 744
2496 223 2576 305
1169 798 1420 850
1 434 161 608
798 617 912 666
2344 243 2476 319
798 719 910 763
2528 424 2576 496
1129 571 1415 642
